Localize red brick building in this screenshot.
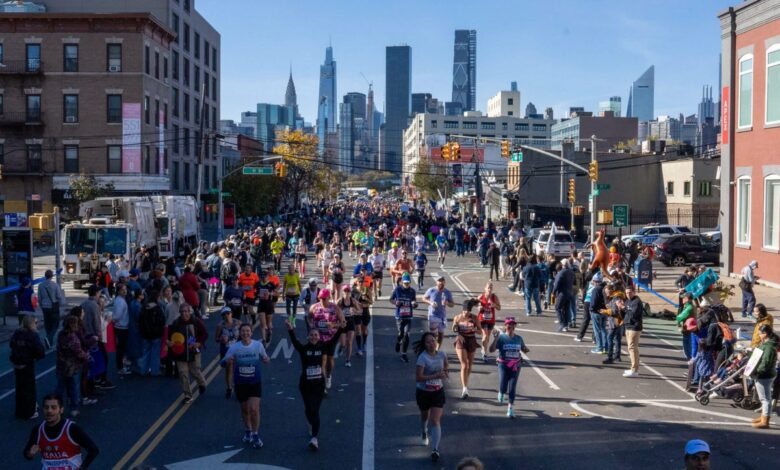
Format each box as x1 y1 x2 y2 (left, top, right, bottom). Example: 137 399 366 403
719 0 780 286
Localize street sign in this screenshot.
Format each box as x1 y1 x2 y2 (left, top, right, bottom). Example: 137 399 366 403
596 183 611 190
511 151 523 162
592 189 600 197
242 166 273 175
221 192 232 197
612 204 629 228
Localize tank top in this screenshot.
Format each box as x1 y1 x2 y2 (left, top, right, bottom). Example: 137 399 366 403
338 298 357 317
478 294 497 323
311 303 338 342
38 419 83 470
456 314 477 337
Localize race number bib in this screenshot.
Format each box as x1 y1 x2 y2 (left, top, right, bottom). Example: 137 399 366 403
238 365 256 377
504 345 520 359
259 289 270 300
317 320 329 329
306 365 323 379
230 298 242 307
482 311 493 321
400 305 412 317
424 379 443 391
287 287 298 296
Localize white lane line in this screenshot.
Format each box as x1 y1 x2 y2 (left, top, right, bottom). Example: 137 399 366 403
361 308 375 470
521 352 561 390
0 365 56 401
569 398 754 425
640 362 692 396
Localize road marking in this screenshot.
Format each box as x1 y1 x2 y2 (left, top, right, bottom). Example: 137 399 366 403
0 366 55 401
112 355 220 470
0 347 56 378
270 338 295 360
166 449 293 469
361 308 375 470
569 398 755 425
521 353 561 390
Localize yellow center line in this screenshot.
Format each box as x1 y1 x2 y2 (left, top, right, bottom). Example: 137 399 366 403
112 355 220 470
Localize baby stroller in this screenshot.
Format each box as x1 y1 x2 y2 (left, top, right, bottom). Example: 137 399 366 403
695 351 749 406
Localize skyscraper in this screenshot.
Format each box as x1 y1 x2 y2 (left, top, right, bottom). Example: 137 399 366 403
285 68 299 118
384 45 412 173
626 66 655 122
339 100 354 173
525 102 537 118
598 96 622 117
317 45 337 153
451 29 477 112
697 85 716 127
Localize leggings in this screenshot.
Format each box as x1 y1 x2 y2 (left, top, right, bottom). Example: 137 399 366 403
417 270 425 289
489 263 500 281
300 380 325 437
498 363 520 404
396 318 412 353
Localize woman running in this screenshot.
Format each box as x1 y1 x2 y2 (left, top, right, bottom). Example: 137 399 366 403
337 285 359 367
489 317 530 418
215 307 241 398
477 282 501 362
295 238 308 276
320 244 333 284
307 289 345 390
452 299 482 399
329 254 346 303
285 319 344 450
220 323 270 449
353 274 374 356
414 332 448 462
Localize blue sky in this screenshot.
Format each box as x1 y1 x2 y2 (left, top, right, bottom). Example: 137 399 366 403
198 0 736 124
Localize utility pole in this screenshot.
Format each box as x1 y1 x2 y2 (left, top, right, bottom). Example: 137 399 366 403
53 206 61 285
590 135 598 241
473 138 483 223
195 83 206 241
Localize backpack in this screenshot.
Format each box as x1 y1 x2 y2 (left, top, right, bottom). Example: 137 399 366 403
221 260 238 281
642 302 652 317
139 304 166 339
250 243 261 259
718 322 735 344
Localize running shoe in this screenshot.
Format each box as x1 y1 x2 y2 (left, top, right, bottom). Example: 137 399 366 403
96 380 116 390
28 411 39 420
622 370 638 378
507 407 515 418
251 435 264 449
242 430 252 443
421 432 429 446
309 437 319 451
118 367 132 376
574 337 582 342
345 361 352 368
562 327 569 332
431 450 440 462
82 397 98 406
357 349 364 357
325 376 332 389
461 387 469 399
590 348 601 354
401 353 409 363
497 392 505 404
481 352 486 362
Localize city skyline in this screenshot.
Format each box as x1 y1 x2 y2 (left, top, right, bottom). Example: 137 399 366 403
199 0 734 126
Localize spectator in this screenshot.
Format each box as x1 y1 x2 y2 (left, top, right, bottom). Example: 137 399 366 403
168 303 208 404
751 304 774 348
56 315 89 417
621 285 643 377
684 439 710 470
10 315 45 419
552 259 575 332
16 277 36 317
138 290 166 376
752 325 778 429
739 260 759 318
37 269 66 348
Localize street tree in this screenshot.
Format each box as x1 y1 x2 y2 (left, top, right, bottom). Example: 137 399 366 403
412 156 451 201
223 157 283 217
66 174 115 219
272 130 320 209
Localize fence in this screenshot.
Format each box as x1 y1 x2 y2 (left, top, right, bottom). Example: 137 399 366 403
618 208 720 235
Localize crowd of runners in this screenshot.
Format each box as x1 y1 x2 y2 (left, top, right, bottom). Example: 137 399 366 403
10 195 778 467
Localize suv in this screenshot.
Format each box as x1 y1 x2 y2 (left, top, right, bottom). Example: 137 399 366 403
622 224 692 246
654 233 720 267
533 230 576 258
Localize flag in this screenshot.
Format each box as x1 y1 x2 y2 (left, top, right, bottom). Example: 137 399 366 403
546 223 558 255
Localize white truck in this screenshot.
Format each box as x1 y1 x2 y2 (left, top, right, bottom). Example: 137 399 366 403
151 195 199 259
61 197 159 289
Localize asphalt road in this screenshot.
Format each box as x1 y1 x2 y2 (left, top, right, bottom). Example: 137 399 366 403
1 252 779 469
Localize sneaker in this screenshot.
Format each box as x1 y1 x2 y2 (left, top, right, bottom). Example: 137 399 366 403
562 327 569 332
182 396 193 404
118 367 132 376
543 301 548 309
96 380 116 390
309 437 319 451
242 430 252 443
401 353 409 363
226 388 233 399
507 407 515 418
622 370 638 378
203 314 210 320
378 289 382 297
421 432 429 446
198 385 206 395
481 352 486 362
431 450 440 462
574 337 583 342
570 323 577 329
497 392 505 404
590 348 602 354
601 350 608 355
602 358 614 365
345 361 352 368
251 435 264 449
356 350 364 357
461 387 469 399
507 287 516 292
28 411 39 420
554 320 559 324
82 397 98 406
325 376 332 389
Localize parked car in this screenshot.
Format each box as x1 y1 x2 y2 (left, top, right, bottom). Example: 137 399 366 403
653 233 720 267
622 224 692 246
533 230 576 258
701 225 722 243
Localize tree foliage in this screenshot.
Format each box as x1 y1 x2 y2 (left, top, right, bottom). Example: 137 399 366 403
223 156 283 217
412 157 451 201
273 130 337 208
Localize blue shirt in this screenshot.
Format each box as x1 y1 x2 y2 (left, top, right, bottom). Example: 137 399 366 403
220 340 268 385
424 287 453 321
496 334 526 362
390 286 417 319
353 261 374 276
414 253 428 270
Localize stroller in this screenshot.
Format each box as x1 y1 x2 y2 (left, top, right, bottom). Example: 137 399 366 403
695 350 759 409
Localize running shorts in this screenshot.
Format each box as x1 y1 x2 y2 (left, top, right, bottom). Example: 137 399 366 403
344 316 356 332
428 317 445 333
235 382 262 402
416 388 446 411
455 335 479 353
359 308 371 326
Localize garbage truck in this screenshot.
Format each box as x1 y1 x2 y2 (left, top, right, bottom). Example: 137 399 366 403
151 195 199 259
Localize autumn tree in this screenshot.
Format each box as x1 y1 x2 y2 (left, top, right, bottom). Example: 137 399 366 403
273 129 323 209
412 156 451 201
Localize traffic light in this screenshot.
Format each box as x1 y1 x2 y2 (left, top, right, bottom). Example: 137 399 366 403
451 142 461 160
568 178 576 203
441 143 451 161
275 162 287 177
589 161 599 181
501 140 510 158
279 162 287 177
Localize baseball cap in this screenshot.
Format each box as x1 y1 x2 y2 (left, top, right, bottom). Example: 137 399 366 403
401 273 411 283
391 242 398 248
318 288 331 300
129 268 140 277
684 439 710 456
504 317 517 325
308 278 318 286
342 285 351 292
220 307 233 316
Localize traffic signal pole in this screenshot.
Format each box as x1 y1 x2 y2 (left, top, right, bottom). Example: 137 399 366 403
590 136 597 242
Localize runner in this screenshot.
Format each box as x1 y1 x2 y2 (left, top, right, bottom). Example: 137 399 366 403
329 254 346 303
477 282 501 362
285 319 344 451
435 231 449 267
488 317 530 418
353 273 374 356
295 236 308 276
307 289 345 390
223 275 246 320
23 394 99 468
282 264 302 325
238 264 259 326
452 299 482 399
390 273 418 362
220 323 270 449
391 249 414 287
215 307 241 399
256 271 276 344
414 249 428 290
337 285 359 367
320 243 333 284
270 235 285 272
368 246 386 298
414 332 448 462
423 276 455 349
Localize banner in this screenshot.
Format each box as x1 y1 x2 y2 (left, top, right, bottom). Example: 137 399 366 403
721 86 729 145
159 109 165 176
122 103 141 173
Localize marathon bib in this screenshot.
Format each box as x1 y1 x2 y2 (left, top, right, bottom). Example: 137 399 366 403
482 311 493 321
503 345 521 359
400 306 412 317
259 289 270 300
286 287 298 296
317 320 329 329
306 365 323 379
230 298 242 307
41 460 77 470
238 365 256 377
424 379 443 391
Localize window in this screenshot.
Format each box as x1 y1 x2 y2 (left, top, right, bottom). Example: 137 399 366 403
0 93 4 114
173 125 179 153
533 124 547 132
698 180 712 197
173 161 180 190
507 98 514 105
0 44 3 64
144 96 150 124
172 51 179 80
171 13 179 43
515 123 529 131
738 54 753 128
26 94 41 122
172 88 179 117
145 146 151 174
194 65 200 91
0 143 3 165
212 47 217 71
766 45 780 125
64 145 79 173
163 56 168 80
26 44 41 72
184 0 190 12
508 111 513 116
108 145 122 173
212 77 217 100
481 122 495 130
431 120 437 128
155 99 160 126
737 177 751 245
107 44 122 71
212 107 217 131
183 58 190 86
63 44 78 72
204 40 210 66
212 164 217 187
444 120 458 129
194 32 200 59
765 175 780 249
184 162 190 190
164 103 168 128
154 51 160 79
107 94 122 123
183 23 190 51
204 166 209 189
183 92 190 121
463 121 477 129
666 181 674 195
63 94 78 123
184 128 190 155
683 181 691 196
204 72 209 97
502 122 508 130
145 45 150 74
27 144 42 172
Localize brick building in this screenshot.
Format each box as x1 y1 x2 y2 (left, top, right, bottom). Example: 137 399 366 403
0 12 174 222
719 0 780 287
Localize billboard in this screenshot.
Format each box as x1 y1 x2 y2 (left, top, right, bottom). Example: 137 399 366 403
159 110 165 175
122 103 142 173
428 146 485 164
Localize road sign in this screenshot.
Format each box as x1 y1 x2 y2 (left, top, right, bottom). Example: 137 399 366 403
242 166 273 175
221 192 232 197
612 204 629 228
596 183 611 190
592 189 600 197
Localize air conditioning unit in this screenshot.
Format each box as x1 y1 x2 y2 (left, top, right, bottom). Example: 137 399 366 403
65 116 77 123
108 65 121 72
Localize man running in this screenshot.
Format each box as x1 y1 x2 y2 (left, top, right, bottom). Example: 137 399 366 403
414 249 428 290
24 394 99 468
435 231 449 267
423 276 455 349
391 273 418 362
368 246 386 298
220 323 270 449
391 250 414 287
